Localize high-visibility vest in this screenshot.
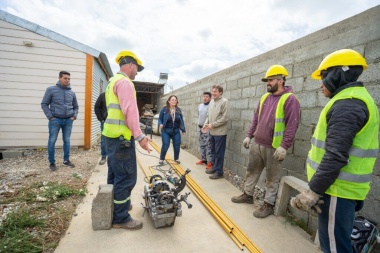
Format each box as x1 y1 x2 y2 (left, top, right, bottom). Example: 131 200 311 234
259 92 293 148
102 73 136 140
307 86 379 200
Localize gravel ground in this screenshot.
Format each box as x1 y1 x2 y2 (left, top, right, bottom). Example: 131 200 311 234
0 145 101 226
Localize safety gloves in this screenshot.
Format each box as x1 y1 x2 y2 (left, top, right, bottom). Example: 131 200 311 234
273 146 287 161
243 137 251 149
290 189 324 216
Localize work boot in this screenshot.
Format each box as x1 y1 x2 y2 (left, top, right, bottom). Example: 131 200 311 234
99 157 106 165
209 174 224 180
205 169 215 174
50 163 57 171
231 192 253 204
196 160 207 165
112 218 143 230
63 160 75 168
206 162 213 170
253 202 274 218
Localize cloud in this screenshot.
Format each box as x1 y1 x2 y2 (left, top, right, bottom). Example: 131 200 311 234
2 0 379 90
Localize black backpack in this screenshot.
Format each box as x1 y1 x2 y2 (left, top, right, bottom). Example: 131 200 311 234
351 216 379 253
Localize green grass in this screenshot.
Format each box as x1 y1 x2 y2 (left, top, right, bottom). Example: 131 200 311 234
2 181 86 204
0 208 46 253
0 181 87 252
37 182 86 201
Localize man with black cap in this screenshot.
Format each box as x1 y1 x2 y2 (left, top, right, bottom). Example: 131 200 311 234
291 49 379 253
231 65 300 219
102 50 151 230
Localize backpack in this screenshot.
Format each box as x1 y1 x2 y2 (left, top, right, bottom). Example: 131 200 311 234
351 216 379 253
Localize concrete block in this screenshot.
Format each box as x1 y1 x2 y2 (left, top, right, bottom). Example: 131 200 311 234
241 109 254 122
232 153 246 166
226 79 238 90
297 92 317 108
229 109 241 120
236 164 247 177
361 62 380 83
293 140 311 158
1 150 24 158
237 76 251 88
230 120 244 131
300 108 321 126
233 98 249 109
373 153 380 176
293 58 321 78
366 85 380 108
303 76 319 92
317 90 329 107
242 86 256 98
256 84 267 97
282 156 306 176
289 76 304 92
366 40 380 63
295 124 314 141
248 97 260 109
91 184 114 230
230 89 242 99
274 176 309 217
367 175 380 200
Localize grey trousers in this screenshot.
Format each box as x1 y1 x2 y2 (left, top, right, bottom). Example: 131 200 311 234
243 142 282 205
198 128 213 162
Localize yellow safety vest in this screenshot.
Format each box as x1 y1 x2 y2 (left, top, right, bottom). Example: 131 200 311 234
102 73 136 140
307 86 379 200
259 92 293 148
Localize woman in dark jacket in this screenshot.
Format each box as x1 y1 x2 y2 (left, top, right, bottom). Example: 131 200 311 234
158 95 186 165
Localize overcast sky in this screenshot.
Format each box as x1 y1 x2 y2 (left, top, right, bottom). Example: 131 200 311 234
1 1 379 90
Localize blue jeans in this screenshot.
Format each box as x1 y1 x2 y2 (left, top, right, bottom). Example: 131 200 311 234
318 194 363 253
48 118 73 164
160 128 181 160
210 135 227 176
100 121 107 158
105 136 136 224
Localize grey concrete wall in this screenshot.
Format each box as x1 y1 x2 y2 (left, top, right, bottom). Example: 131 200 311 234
159 6 380 225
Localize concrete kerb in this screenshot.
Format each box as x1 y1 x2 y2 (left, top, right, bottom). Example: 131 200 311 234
274 176 309 217
91 184 114 230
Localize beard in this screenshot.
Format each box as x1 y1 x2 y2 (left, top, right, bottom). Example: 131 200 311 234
267 82 279 93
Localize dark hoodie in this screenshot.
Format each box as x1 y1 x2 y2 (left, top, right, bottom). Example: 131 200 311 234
309 66 370 195
247 86 300 149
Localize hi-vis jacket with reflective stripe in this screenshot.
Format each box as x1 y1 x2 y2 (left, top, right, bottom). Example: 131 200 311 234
307 86 379 200
259 92 293 148
102 73 136 140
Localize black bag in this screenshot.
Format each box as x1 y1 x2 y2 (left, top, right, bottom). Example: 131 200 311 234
351 216 379 253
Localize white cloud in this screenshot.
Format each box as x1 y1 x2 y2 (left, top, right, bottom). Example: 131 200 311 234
1 0 379 90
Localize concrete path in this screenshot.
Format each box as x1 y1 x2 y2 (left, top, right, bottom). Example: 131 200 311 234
55 135 321 253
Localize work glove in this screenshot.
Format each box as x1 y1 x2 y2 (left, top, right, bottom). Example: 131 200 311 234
290 190 324 216
273 146 287 161
243 137 251 149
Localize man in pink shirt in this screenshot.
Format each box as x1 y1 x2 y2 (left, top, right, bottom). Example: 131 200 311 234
231 65 300 218
103 50 151 230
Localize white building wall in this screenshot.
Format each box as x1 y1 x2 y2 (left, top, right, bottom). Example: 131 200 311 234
91 59 108 146
0 20 86 148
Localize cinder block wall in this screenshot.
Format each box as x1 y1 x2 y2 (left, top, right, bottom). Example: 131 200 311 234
159 6 380 224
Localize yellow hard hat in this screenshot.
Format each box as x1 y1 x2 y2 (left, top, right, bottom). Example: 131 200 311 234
115 50 144 72
311 49 367 80
262 65 288 82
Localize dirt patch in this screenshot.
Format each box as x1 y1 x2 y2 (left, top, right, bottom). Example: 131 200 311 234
0 145 101 252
